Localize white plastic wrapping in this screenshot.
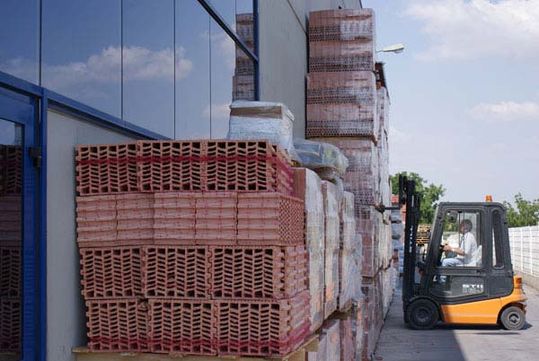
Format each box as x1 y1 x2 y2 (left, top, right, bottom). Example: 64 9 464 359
338 191 361 310
322 181 341 319
308 320 341 361
294 138 349 180
228 101 299 161
293 167 325 332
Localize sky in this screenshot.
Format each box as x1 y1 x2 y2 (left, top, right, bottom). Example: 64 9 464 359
363 0 539 204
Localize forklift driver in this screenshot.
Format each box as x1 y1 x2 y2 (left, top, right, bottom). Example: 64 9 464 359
441 219 477 267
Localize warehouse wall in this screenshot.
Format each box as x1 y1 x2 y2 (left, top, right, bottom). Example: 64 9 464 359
258 0 360 137
46 110 140 361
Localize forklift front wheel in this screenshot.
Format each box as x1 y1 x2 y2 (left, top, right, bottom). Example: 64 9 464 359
500 306 526 330
406 299 439 330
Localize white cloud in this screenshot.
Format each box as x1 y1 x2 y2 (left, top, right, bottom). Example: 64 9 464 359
202 102 231 120
405 0 539 61
1 46 193 95
469 101 539 121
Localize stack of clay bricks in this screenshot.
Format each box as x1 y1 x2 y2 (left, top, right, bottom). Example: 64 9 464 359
0 145 22 354
76 140 311 357
307 8 396 360
233 14 256 101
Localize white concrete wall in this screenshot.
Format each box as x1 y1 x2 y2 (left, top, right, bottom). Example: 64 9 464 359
46 110 139 361
509 226 539 278
258 0 360 138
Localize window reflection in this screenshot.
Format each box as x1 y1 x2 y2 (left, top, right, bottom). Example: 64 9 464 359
175 0 211 139
210 21 235 138
0 119 23 356
123 0 175 137
42 0 121 117
208 0 236 29
0 0 39 84
235 0 255 50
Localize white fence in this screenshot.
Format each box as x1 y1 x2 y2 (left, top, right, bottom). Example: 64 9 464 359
509 226 539 277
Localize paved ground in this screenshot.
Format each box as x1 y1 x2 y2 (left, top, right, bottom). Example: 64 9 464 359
374 281 539 361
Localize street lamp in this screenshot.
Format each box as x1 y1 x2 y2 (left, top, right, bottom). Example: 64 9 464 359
377 43 405 54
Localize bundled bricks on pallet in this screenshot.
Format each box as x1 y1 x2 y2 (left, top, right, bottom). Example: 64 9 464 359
309 9 375 42
75 140 294 196
293 168 325 332
86 298 149 352
214 292 310 356
308 319 341 361
322 181 341 319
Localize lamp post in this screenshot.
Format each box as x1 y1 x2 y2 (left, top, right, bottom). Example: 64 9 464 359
377 43 405 54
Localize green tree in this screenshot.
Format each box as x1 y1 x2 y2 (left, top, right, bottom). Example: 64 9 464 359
503 193 539 227
390 172 445 224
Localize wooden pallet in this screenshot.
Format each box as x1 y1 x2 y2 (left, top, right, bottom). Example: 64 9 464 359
72 335 319 361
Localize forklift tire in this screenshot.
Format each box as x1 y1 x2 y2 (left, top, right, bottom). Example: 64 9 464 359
406 299 439 330
500 306 526 330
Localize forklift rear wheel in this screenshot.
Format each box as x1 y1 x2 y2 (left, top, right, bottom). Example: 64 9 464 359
500 306 526 330
407 299 439 330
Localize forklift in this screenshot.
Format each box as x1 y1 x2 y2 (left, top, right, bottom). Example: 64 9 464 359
398 177 527 330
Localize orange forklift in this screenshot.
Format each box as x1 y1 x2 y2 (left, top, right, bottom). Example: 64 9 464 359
398 177 527 330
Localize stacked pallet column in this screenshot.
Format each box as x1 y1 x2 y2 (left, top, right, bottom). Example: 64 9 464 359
307 8 394 360
76 140 311 357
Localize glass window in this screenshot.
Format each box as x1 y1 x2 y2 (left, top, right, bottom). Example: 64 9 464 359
210 20 235 138
235 0 255 51
175 0 210 139
492 210 505 268
208 0 236 29
0 118 23 357
440 211 482 268
42 0 121 117
123 0 174 137
430 275 485 299
0 0 39 84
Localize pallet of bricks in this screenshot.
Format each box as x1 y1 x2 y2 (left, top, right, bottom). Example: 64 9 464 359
0 145 22 355
307 8 394 360
75 139 315 357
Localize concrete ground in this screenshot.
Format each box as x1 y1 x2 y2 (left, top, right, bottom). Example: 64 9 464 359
374 281 539 361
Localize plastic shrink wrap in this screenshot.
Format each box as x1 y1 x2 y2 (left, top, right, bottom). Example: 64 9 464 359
294 138 349 181
309 9 375 42
293 168 325 332
322 181 341 319
228 101 299 162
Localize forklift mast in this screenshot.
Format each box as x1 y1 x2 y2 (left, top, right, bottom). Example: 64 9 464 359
400 176 421 306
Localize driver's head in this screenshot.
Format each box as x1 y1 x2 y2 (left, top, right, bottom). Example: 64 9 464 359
459 219 473 233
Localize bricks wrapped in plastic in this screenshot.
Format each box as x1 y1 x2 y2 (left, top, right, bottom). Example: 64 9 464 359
309 9 375 42
76 195 118 247
293 168 325 332
338 192 361 310
294 138 349 181
308 319 341 361
377 86 390 139
76 140 293 196
322 181 341 319
210 245 308 299
214 291 311 357
235 13 255 45
227 101 299 162
307 103 378 139
309 39 375 73
307 71 376 106
340 315 355 361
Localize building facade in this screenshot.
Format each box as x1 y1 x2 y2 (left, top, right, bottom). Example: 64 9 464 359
0 1 361 360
